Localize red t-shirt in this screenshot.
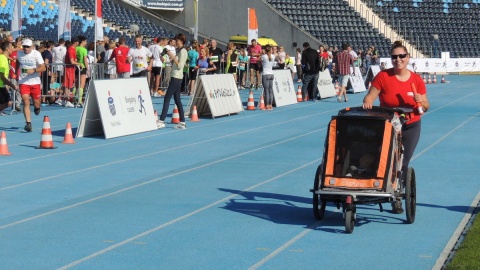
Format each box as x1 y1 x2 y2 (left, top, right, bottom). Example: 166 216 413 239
248 44 262 64
319 51 329 59
65 46 77 72
111 46 130 73
9 51 17 79
371 68 427 124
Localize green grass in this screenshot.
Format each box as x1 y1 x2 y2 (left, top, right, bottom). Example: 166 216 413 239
445 213 480 270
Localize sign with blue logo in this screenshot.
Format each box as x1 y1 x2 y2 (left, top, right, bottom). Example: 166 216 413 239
77 78 157 139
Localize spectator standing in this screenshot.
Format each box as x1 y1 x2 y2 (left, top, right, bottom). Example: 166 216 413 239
248 39 262 89
40 40 54 104
370 45 379 65
187 41 199 96
52 38 66 82
260 45 275 110
294 47 302 82
104 41 117 79
128 35 153 78
225 42 238 83
209 39 223 74
149 37 165 96
277 46 286 69
63 37 80 108
365 47 372 73
301 42 320 101
157 33 188 130
0 41 17 114
107 36 130 78
16 39 46 131
8 36 22 111
336 43 354 102
237 47 248 89
75 36 88 107
162 39 176 87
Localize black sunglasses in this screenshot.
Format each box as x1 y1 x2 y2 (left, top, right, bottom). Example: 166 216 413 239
22 45 31 49
391 54 408 60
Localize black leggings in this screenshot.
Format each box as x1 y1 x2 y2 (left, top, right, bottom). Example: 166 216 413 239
159 77 185 122
402 120 421 172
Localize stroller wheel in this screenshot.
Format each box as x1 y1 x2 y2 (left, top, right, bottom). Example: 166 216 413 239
405 167 416 224
345 209 355 233
313 164 326 220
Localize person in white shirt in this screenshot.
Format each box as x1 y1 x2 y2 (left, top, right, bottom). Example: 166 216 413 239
52 38 66 79
162 39 176 87
16 39 46 132
348 45 359 67
149 37 166 96
128 35 153 78
260 45 276 110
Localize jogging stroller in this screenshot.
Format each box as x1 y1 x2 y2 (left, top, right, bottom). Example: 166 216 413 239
311 106 416 233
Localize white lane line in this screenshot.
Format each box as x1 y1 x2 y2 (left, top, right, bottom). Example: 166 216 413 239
248 221 322 270
0 129 323 230
57 158 322 270
0 103 336 167
247 111 480 269
0 108 332 190
433 191 480 270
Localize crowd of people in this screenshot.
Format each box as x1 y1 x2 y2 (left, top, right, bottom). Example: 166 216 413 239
0 32 388 131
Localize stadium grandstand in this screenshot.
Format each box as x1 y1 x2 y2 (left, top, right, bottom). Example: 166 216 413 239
0 0 479 57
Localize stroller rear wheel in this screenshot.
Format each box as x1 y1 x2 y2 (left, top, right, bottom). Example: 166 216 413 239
405 167 416 224
313 164 326 220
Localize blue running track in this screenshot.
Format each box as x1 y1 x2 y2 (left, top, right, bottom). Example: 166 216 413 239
0 75 479 269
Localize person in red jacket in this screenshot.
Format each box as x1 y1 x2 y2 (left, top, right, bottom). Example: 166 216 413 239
363 41 430 214
107 36 130 78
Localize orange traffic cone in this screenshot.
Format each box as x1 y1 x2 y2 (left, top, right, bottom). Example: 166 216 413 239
433 73 437 83
171 105 180 124
296 85 303 102
258 95 265 110
247 91 255 110
61 122 75 144
190 105 200 122
36 116 57 149
441 75 446 83
0 131 11 156
305 93 309 101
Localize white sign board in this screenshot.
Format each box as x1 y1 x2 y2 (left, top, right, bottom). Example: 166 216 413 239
76 78 158 139
190 74 244 118
347 66 366 93
316 69 336 99
272 69 297 107
380 57 480 73
364 65 381 88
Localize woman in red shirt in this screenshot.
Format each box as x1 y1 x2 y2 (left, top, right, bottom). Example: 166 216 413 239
363 41 430 214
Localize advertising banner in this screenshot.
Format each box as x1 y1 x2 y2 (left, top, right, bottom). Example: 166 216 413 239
77 78 157 139
272 69 297 107
143 0 184 10
317 69 337 99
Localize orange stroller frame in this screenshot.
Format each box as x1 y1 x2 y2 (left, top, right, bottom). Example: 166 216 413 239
311 106 416 233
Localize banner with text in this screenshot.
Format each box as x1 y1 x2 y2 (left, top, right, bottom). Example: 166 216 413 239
317 69 337 99
77 78 157 139
143 0 184 10
380 57 480 73
272 69 297 107
347 67 366 93
190 74 243 118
